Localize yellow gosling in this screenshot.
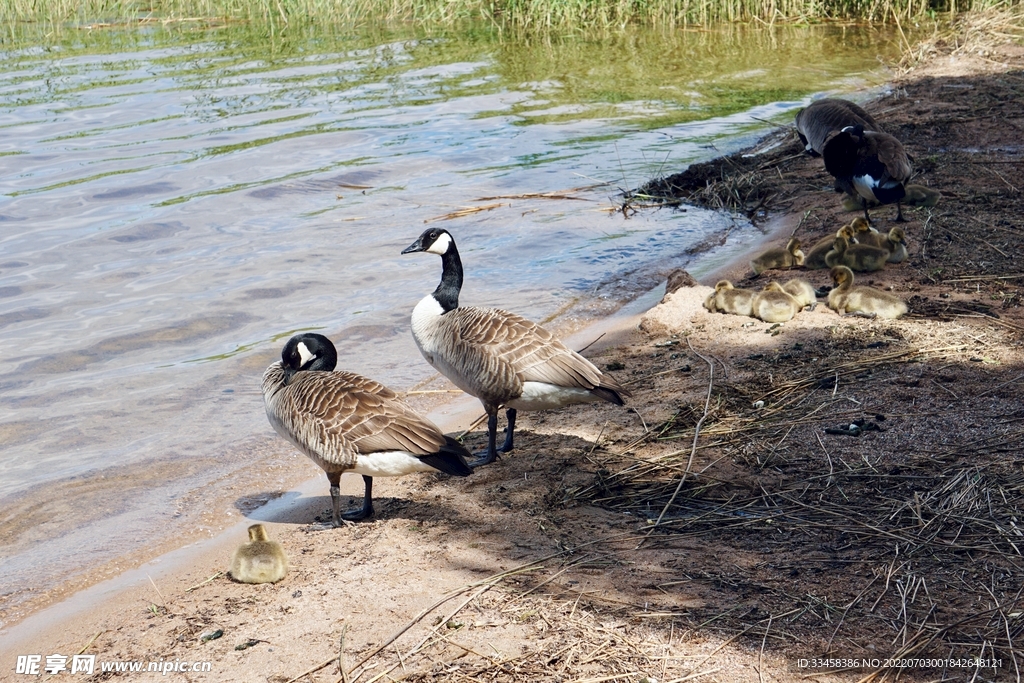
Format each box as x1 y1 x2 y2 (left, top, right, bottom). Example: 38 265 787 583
781 278 817 309
804 224 855 270
827 266 908 319
824 235 889 272
230 524 288 584
752 282 801 323
750 238 804 276
706 280 756 317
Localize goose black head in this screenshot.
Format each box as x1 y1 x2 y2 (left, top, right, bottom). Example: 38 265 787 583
402 228 454 256
281 333 337 384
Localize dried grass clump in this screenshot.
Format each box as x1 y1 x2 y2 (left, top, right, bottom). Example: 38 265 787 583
899 5 1024 71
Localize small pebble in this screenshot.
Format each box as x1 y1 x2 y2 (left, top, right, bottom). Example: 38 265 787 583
199 629 223 643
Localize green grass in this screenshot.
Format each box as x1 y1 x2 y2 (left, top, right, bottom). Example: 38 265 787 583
1 0 1020 32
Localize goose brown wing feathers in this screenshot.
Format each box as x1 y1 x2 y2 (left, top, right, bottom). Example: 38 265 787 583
264 365 447 464
871 133 912 181
449 306 606 390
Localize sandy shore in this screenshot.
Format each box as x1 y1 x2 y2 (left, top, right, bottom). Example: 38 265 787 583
5 14 1024 682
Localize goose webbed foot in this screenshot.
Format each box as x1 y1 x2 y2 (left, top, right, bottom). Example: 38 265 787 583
331 476 375 524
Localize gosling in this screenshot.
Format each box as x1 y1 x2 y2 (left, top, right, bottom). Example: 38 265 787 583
855 225 908 264
750 238 804 276
842 184 939 211
781 278 817 309
804 224 856 270
752 282 801 323
824 236 889 272
704 280 756 317
230 524 288 584
828 266 908 319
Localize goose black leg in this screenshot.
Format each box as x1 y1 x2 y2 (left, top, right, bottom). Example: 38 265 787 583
340 475 375 522
468 411 501 468
500 408 517 453
894 201 907 223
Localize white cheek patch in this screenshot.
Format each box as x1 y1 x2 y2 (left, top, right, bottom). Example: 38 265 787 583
296 341 315 368
426 233 452 255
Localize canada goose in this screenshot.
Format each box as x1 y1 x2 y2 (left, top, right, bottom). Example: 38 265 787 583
856 225 908 263
781 278 817 309
795 98 881 157
823 124 913 223
752 282 801 323
750 238 804 276
230 524 288 584
824 236 889 272
803 224 856 270
705 280 755 317
828 266 908 319
401 228 629 467
262 333 473 524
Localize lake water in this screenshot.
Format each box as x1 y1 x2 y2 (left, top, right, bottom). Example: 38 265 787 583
0 20 902 629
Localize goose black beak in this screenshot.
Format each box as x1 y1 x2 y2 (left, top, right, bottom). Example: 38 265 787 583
401 239 424 255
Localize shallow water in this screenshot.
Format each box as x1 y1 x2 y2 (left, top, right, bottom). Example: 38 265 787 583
0 21 902 628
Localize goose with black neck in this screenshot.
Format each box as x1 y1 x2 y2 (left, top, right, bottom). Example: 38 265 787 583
401 228 630 468
262 332 473 525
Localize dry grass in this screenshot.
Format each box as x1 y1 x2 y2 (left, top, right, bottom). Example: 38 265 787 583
899 3 1024 73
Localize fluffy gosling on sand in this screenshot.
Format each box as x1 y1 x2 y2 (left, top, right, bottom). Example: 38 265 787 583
782 278 817 309
230 524 288 584
750 238 804 276
825 235 889 272
752 282 801 323
703 280 756 317
827 266 908 319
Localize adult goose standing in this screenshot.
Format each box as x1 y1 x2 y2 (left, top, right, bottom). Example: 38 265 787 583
401 228 629 467
823 124 913 223
795 98 881 157
262 332 472 525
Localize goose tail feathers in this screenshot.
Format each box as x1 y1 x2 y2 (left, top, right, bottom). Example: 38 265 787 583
590 383 630 406
418 436 474 477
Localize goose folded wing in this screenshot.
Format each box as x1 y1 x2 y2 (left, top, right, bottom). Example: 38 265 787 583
291 373 446 458
453 308 604 390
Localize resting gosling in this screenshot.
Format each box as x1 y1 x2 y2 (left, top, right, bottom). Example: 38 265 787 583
782 278 817 309
263 333 473 524
842 184 939 212
823 124 913 223
750 238 804 276
704 280 756 317
824 236 889 272
828 266 908 319
402 228 629 467
856 226 908 263
752 282 801 323
804 224 856 270
230 524 288 584
795 98 881 157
